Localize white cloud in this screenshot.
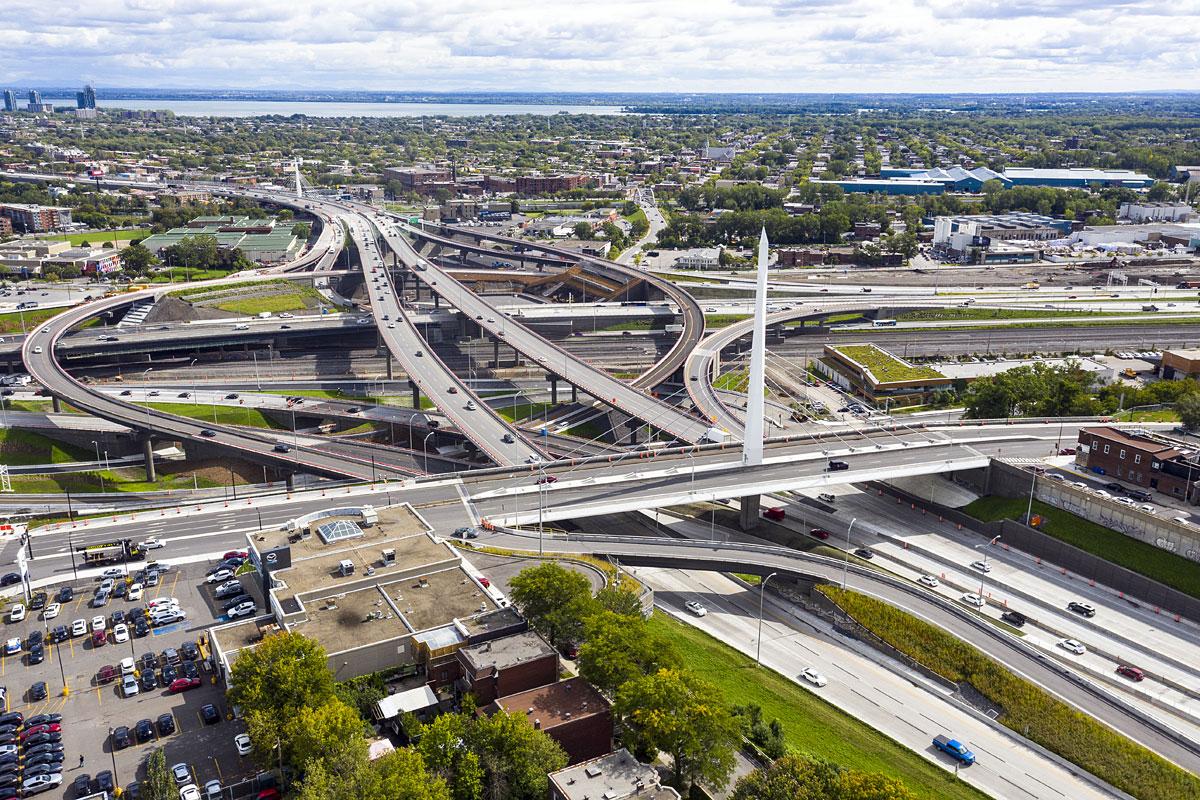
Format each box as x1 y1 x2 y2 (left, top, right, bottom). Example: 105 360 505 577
0 0 1198 92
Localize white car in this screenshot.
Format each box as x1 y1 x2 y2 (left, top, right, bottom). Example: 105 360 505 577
100 568 125 580
151 609 186 626
139 537 166 550
42 602 60 621
969 560 992 573
206 569 234 584
127 583 144 601
71 618 88 637
1092 489 1111 499
1058 638 1086 655
234 733 252 757
1113 497 1135 507
226 602 256 620
179 783 201 800
960 593 985 608
21 773 62 794
122 673 140 698
204 780 223 800
7 603 25 623
92 615 107 631
120 656 136 675
3 637 20 655
113 624 129 643
800 667 828 687
172 763 192 785
146 596 180 610
684 601 707 617
918 575 940 588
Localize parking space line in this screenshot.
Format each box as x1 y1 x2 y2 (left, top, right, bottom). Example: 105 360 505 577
212 756 223 780
94 686 102 707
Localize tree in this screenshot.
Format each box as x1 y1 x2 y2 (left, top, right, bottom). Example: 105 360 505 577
730 754 915 800
508 563 595 646
615 668 740 792
120 242 159 274
1177 392 1200 431
292 221 312 240
228 630 335 719
417 712 486 800
281 697 367 771
573 221 593 240
466 711 568 800
141 748 177 800
594 583 644 618
578 611 680 695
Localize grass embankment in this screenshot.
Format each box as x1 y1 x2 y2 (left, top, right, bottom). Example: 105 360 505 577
140 401 283 429
495 401 554 422
8 468 222 494
563 420 609 440
646 613 989 800
149 268 231 283
714 370 747 392
704 313 751 328
0 429 90 466
963 496 1200 601
897 308 1109 322
0 307 63 335
818 586 1200 800
602 320 655 331
833 345 944 382
1110 409 1179 422
169 279 325 316
43 229 151 246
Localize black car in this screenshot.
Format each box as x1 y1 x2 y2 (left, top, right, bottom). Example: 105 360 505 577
22 714 61 729
180 642 200 661
139 652 158 672
181 661 199 680
1103 481 1124 493
156 713 175 736
133 618 150 637
0 574 18 588
25 631 42 649
0 762 16 776
96 771 115 793
200 704 221 725
72 774 93 798
0 713 22 727
827 460 850 471
113 726 132 749
111 610 126 626
29 682 47 702
21 732 59 747
225 393 239 400
853 548 875 560
140 670 156 692
22 743 62 758
113 582 127 599
1001 610 1027 627
28 593 46 611
0 734 15 746
124 780 142 799
161 664 177 684
0 726 14 738
0 775 16 790
21 763 56 779
49 625 68 643
56 586 73 603
1067 601 1097 618
20 752 62 770
273 444 290 453
134 719 155 743
26 645 44 665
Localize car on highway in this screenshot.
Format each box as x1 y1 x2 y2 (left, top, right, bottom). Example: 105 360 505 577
1116 664 1145 682
1066 601 1096 618
808 528 831 540
200 429 216 437
684 601 707 617
799 667 828 687
536 475 557 485
501 433 515 444
1057 638 1086 655
918 574 940 588
1000 610 1027 627
959 593 985 608
826 460 849 471
853 548 874 560
969 560 991 573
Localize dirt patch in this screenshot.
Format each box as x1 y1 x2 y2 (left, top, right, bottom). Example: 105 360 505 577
143 295 232 324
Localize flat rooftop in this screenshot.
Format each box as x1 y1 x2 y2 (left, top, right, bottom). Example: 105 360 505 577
549 748 678 800
460 630 555 673
275 532 454 601
255 503 430 557
494 677 609 729
381 567 497 632
293 583 411 655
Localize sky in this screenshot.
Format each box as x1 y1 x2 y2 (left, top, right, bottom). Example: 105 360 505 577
3 0 1200 94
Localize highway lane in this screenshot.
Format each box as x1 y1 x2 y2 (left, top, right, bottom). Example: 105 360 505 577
375 217 715 444
353 218 542 467
644 566 1120 800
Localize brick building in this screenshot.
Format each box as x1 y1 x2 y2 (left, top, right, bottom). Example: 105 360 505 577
1160 349 1200 381
455 630 558 705
382 166 454 195
0 204 73 233
1077 427 1200 502
515 174 587 195
488 677 612 764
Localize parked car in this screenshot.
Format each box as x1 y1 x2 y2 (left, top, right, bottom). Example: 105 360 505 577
168 677 202 693
200 704 221 725
157 713 176 736
113 726 132 749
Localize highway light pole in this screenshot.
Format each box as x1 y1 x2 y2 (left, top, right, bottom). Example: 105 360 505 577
422 431 435 473
976 535 1001 598
756 572 778 666
840 517 859 589
141 368 153 427
92 440 105 494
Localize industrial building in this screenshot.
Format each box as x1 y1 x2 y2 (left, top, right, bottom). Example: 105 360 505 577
382 166 454 195
933 212 1071 262
1160 349 1200 381
884 165 1007 191
1003 167 1154 189
1118 202 1194 223
810 178 946 195
818 166 1155 195
139 215 299 263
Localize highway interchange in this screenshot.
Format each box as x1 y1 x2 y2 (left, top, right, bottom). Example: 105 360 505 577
5 174 1200 797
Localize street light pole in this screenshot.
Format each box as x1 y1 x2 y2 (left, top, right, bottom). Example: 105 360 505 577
756 572 778 666
977 535 1001 598
93 440 105 494
841 517 858 589
422 431 435 473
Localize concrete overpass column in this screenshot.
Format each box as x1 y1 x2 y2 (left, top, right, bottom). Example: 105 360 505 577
547 374 558 405
386 356 394 380
738 494 760 530
409 380 421 409
571 384 578 403
285 473 296 492
492 337 500 369
51 396 62 413
142 437 156 483
433 292 440 310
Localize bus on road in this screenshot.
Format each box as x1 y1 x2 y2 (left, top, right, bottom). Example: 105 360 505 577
872 319 897 327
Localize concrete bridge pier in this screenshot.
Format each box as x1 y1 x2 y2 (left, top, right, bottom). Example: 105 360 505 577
433 292 440 310
285 473 296 492
409 380 421 409
547 374 558 405
142 437 156 482
571 384 578 403
493 337 500 369
385 356 394 380
51 396 62 413
738 494 760 530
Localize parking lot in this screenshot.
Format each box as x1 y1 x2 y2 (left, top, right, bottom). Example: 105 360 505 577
2 559 264 799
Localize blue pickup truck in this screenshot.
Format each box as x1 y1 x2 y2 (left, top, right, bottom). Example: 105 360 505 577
933 735 976 765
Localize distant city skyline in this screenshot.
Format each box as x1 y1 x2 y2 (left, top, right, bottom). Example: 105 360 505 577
4 0 1200 94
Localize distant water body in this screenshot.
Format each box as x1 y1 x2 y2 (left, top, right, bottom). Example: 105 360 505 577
46 98 628 118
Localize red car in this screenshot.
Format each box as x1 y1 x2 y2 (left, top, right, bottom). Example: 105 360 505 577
809 528 831 540
535 476 558 485
97 665 119 684
19 724 61 740
168 677 202 693
92 630 107 647
478 577 491 588
1116 664 1145 682
223 551 248 561
257 790 281 800
763 507 786 521
1059 447 1077 456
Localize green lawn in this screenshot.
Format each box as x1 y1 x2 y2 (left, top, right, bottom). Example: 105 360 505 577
963 497 1200 601
140 401 283 429
1110 409 1180 422
833 345 944 382
646 614 990 800
704 313 752 328
897 307 1108 322
0 429 90 466
169 280 326 316
0 307 63 335
714 370 747 392
43 228 151 246
563 420 610 440
495 401 554 422
601 320 655 331
215 293 314 315
149 268 231 283
9 467 221 494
